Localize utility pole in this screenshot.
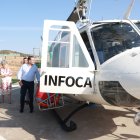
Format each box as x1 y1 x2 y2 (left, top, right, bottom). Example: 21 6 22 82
33 47 41 58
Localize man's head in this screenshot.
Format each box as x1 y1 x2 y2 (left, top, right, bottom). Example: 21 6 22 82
28 56 35 65
23 57 28 64
1 60 8 68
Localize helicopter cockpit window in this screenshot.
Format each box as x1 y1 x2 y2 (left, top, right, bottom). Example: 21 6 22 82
81 32 95 63
72 35 89 67
91 22 140 64
47 28 70 68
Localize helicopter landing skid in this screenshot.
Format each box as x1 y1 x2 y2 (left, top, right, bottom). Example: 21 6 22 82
52 103 94 132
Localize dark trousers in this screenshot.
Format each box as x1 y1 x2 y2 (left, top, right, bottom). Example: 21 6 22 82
20 80 34 111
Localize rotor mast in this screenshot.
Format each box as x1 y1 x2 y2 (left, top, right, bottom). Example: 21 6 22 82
67 0 91 24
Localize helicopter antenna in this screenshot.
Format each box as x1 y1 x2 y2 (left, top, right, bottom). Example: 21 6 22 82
123 0 135 19
67 0 92 24
88 0 92 20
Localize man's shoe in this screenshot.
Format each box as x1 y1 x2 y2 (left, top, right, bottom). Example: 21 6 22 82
30 109 34 113
19 109 24 113
25 100 29 105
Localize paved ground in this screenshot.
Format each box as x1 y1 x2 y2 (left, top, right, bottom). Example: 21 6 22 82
0 85 140 140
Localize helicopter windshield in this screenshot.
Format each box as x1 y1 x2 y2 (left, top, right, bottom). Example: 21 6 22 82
91 22 140 64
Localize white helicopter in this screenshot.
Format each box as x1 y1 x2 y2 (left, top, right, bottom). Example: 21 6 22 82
38 0 140 131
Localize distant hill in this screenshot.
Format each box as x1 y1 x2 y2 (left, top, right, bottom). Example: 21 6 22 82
0 50 30 57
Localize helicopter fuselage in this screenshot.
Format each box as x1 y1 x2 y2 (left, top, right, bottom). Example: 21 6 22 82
40 19 140 108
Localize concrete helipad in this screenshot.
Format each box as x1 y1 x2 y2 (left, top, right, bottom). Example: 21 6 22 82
0 86 140 140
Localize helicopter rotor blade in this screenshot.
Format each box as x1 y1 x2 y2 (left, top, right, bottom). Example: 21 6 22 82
123 0 135 19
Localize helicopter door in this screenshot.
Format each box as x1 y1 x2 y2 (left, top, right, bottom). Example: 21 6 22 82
40 20 95 94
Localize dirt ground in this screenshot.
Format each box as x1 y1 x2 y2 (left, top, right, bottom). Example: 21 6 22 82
0 85 140 140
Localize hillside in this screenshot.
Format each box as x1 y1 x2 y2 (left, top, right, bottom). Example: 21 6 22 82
0 50 30 57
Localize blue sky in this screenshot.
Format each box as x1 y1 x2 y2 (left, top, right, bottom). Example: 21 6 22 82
0 0 140 54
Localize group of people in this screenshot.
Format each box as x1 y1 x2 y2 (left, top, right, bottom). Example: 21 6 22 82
0 56 40 113
17 56 40 113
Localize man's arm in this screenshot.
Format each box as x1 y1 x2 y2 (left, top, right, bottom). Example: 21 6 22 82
17 66 23 80
17 66 23 86
36 68 40 86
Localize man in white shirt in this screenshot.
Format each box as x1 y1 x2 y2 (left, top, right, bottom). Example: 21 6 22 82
17 56 40 113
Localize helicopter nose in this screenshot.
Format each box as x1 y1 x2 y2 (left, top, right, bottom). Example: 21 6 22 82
120 72 140 100
118 49 140 99
102 47 140 100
